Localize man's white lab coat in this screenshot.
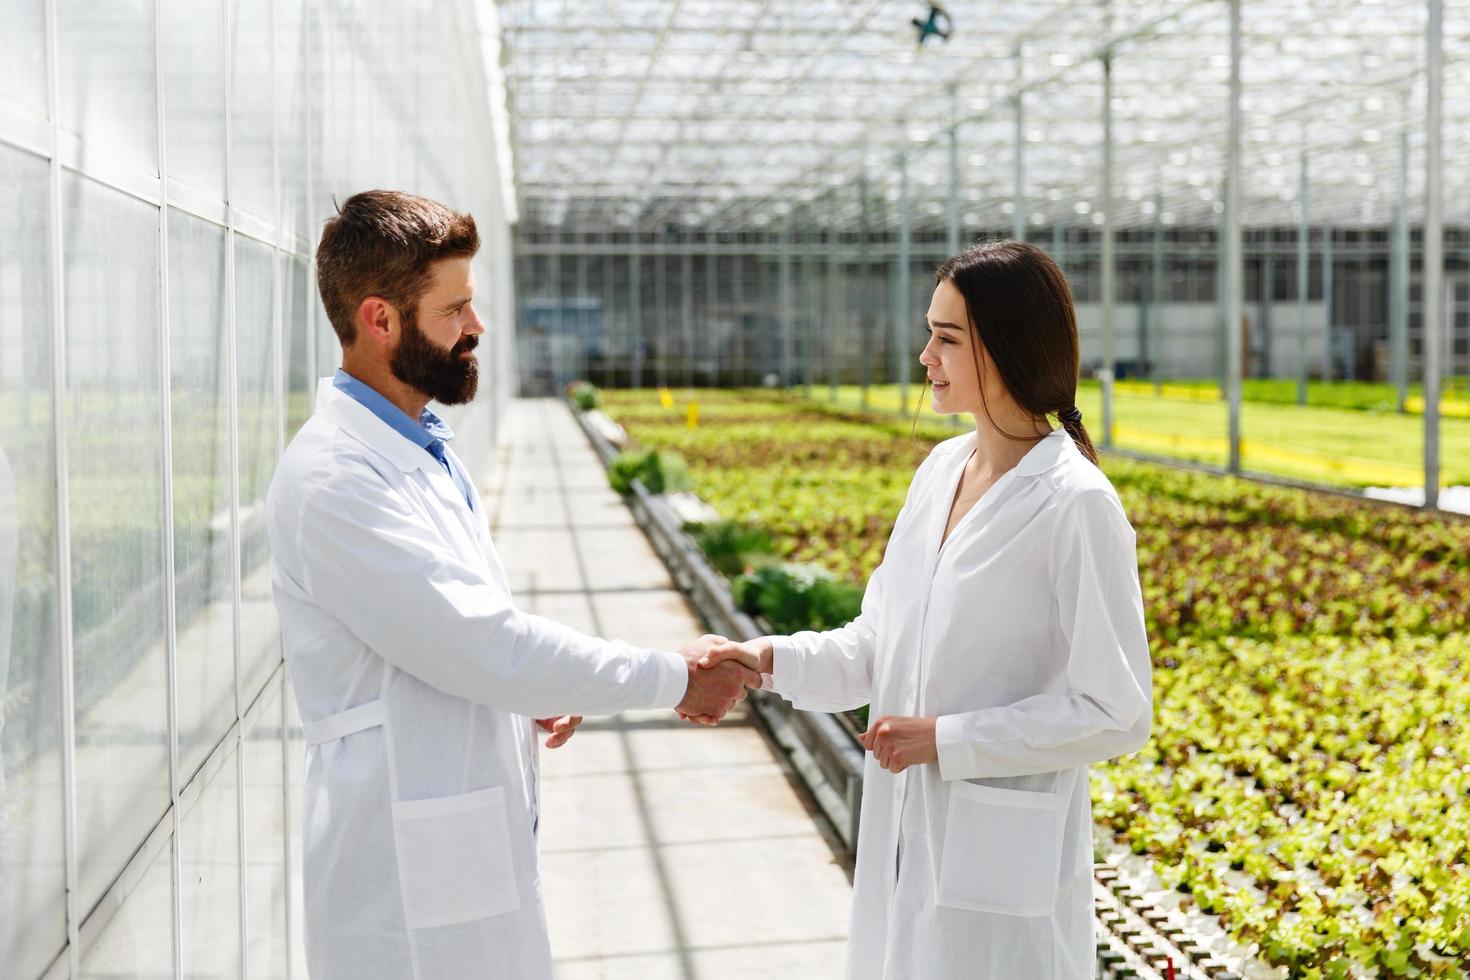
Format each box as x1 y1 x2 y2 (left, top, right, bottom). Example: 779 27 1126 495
768 429 1152 980
266 380 688 979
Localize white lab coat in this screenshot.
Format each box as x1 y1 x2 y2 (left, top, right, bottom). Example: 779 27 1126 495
266 380 689 980
767 429 1152 980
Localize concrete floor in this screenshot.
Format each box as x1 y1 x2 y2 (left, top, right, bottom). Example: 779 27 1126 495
483 399 852 980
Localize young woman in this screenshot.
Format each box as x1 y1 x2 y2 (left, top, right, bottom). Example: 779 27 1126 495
700 240 1152 979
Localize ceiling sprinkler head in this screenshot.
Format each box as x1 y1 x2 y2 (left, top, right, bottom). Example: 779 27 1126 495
912 4 953 48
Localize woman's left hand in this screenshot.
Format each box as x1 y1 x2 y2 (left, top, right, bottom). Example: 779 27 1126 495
536 715 583 749
858 715 938 774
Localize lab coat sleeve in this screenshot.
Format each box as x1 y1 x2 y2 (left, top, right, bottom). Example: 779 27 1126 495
766 447 941 711
934 487 1152 781
290 460 688 719
765 556 887 713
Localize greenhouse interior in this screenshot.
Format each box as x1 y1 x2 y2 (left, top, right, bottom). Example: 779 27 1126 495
2 0 1468 979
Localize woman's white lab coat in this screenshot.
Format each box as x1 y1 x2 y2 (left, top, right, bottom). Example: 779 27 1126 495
266 381 688 980
767 429 1152 980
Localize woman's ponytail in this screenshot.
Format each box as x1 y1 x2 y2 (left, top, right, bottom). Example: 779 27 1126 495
1057 406 1098 465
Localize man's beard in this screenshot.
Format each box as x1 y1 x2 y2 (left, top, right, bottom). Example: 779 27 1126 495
391 310 479 405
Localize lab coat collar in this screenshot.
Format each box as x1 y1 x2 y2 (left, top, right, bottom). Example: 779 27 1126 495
313 378 438 475
1012 428 1075 477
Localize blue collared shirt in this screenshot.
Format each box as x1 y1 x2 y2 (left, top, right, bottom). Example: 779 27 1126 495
332 369 475 512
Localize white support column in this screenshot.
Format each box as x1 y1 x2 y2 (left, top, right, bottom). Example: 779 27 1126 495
1012 47 1025 244
779 222 793 387
898 153 912 411
859 174 873 409
1150 187 1164 380
156 0 185 973
803 209 816 398
1225 0 1244 474
654 233 667 387
576 239 590 382
1296 149 1309 406
1392 127 1410 412
550 243 564 390
43 0 82 972
1101 49 1116 449
947 86 961 255
827 214 840 400
681 247 694 389
630 237 643 388
1322 223 1334 380
1424 0 1443 509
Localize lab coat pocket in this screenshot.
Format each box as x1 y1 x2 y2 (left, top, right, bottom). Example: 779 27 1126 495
937 782 1061 917
391 785 521 929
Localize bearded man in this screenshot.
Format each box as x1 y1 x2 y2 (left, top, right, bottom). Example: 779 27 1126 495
265 190 756 979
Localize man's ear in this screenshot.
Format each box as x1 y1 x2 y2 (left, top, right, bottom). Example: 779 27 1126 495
355 296 398 347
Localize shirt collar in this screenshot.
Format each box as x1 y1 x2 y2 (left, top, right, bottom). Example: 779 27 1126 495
332 369 455 451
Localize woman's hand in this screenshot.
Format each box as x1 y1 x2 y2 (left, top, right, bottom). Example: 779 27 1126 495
697 636 774 675
536 714 583 749
858 715 938 774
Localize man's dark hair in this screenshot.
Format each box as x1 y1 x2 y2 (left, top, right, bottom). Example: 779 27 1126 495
316 190 480 346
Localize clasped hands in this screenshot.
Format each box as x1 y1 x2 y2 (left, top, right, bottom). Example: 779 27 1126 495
533 633 764 749
674 634 765 725
539 635 939 768
689 637 939 773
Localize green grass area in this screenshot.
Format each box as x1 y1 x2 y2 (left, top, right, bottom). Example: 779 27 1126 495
779 381 1470 488
600 386 1470 977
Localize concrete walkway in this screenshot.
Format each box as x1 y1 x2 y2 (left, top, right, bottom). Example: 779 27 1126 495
483 398 853 980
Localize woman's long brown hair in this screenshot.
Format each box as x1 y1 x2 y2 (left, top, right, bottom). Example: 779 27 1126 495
927 240 1099 465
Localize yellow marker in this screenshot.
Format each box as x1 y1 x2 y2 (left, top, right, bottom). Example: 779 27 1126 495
1405 395 1470 419
687 401 699 429
658 387 674 409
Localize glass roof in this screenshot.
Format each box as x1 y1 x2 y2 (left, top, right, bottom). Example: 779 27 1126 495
498 0 1470 232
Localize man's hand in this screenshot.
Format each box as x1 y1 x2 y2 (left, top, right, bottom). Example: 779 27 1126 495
858 715 938 774
675 634 760 725
535 715 583 749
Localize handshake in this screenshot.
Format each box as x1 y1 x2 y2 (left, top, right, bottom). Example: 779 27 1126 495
673 634 775 725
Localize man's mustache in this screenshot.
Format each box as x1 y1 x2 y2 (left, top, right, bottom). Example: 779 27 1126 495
454 335 479 356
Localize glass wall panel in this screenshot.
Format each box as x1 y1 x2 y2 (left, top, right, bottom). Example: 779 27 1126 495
231 0 275 217
0 0 46 120
168 208 234 781
63 174 170 911
276 0 310 241
179 756 242 979
284 256 311 439
286 678 306 979
78 838 173 980
162 0 226 199
3 4 518 974
244 676 287 980
316 300 340 384
0 145 66 980
59 1 158 176
237 237 281 709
